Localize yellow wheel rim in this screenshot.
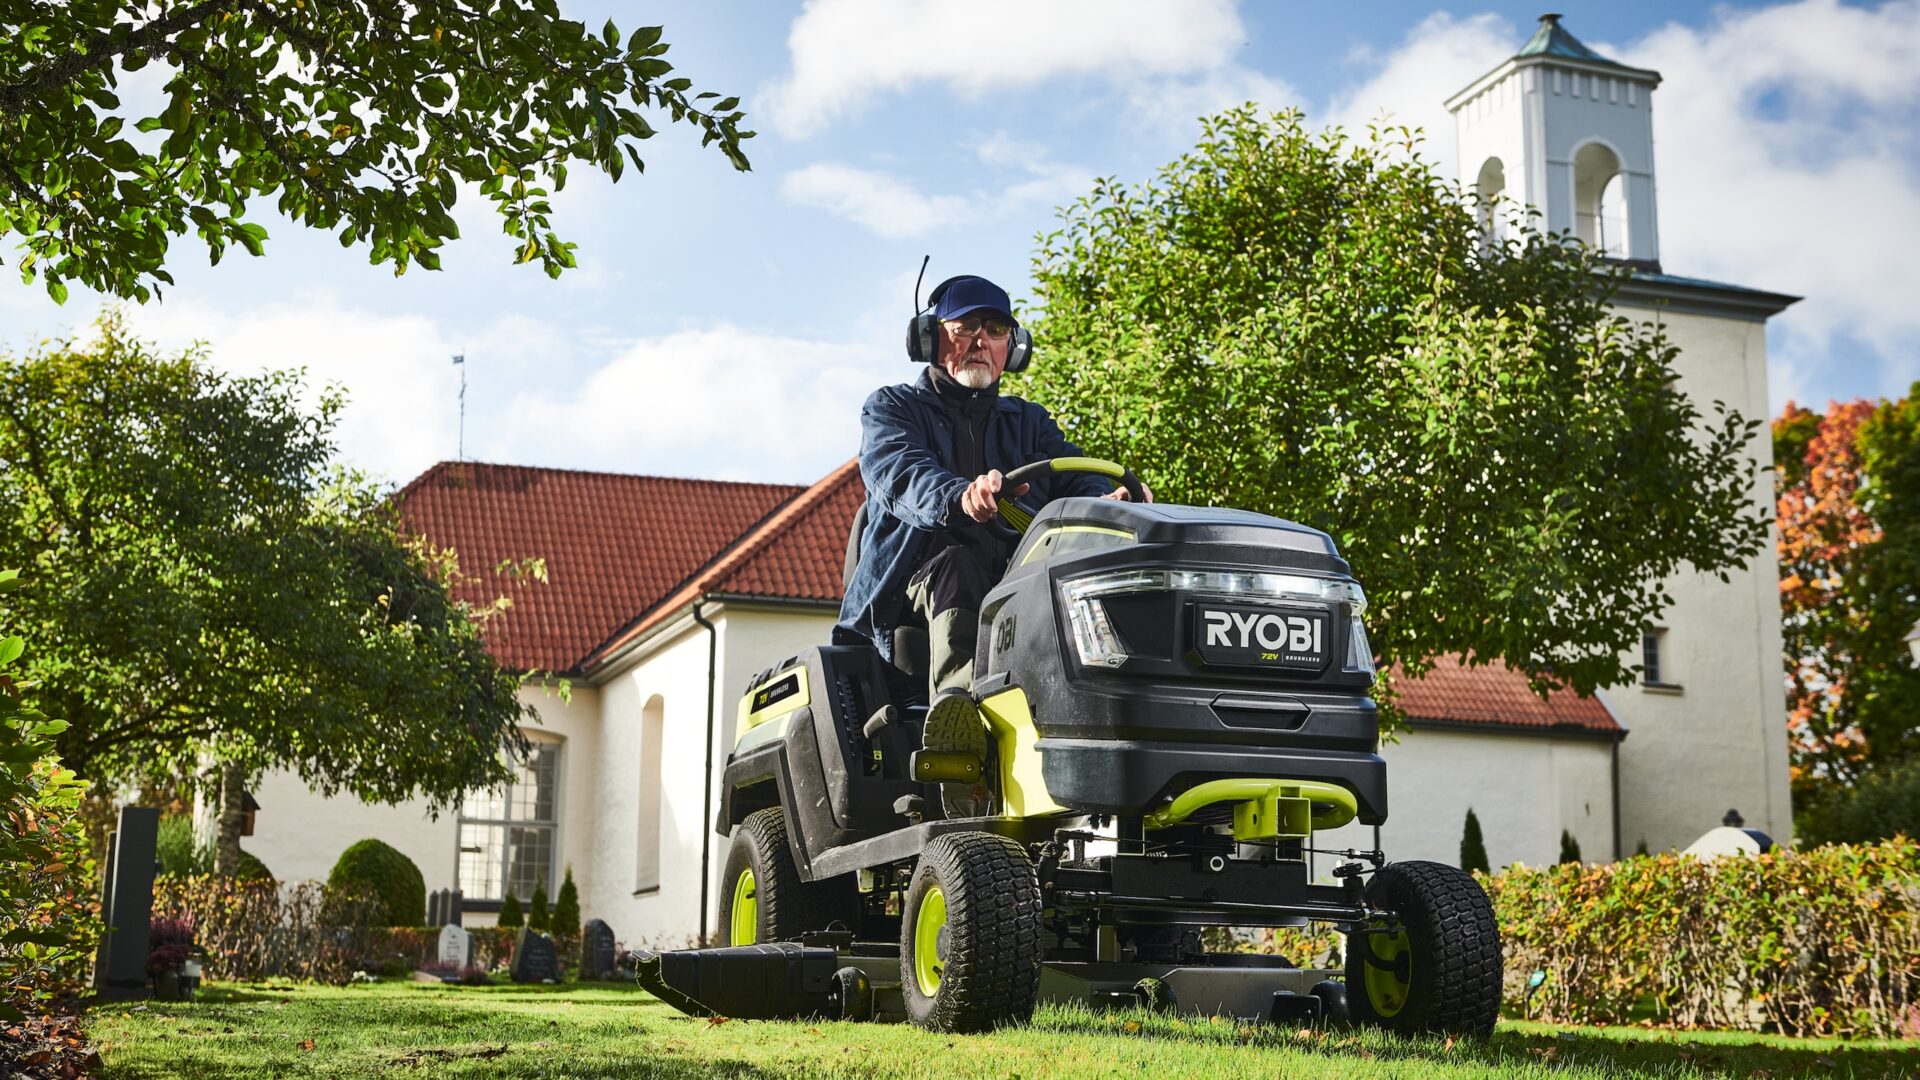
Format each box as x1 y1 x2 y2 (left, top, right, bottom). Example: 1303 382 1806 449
912 885 948 997
729 868 757 945
1361 924 1412 1017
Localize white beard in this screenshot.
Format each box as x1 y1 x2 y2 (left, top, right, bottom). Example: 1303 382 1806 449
954 365 998 390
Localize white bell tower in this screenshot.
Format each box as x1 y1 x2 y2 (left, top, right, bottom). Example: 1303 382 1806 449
1447 13 1662 264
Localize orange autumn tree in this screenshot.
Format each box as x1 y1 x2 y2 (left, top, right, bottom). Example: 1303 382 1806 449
1774 391 1920 796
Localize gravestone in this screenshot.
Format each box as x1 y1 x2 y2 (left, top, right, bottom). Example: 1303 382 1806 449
578 919 616 981
437 923 473 969
510 928 559 984
92 806 160 1001
426 888 465 927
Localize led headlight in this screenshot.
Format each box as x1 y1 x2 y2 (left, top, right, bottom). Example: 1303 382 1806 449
1058 568 1372 671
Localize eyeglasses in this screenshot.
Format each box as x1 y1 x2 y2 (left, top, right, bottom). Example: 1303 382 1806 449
942 316 1015 341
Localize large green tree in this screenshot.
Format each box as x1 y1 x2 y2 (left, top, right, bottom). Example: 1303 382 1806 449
2 1 751 302
0 314 535 870
1017 108 1768 721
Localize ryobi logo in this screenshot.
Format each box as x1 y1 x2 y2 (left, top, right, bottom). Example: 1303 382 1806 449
1202 609 1323 655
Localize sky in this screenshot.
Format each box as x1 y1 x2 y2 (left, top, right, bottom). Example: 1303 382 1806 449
4 0 1917 489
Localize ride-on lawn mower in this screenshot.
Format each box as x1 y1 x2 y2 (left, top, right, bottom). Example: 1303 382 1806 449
634 457 1502 1034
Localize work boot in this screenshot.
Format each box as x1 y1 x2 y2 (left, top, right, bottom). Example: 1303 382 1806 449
922 687 991 819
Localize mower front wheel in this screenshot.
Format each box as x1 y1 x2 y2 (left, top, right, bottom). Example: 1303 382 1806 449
1345 860 1502 1036
716 808 859 945
899 831 1043 1032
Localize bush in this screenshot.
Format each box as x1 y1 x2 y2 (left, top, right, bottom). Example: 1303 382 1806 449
1799 758 1920 847
551 866 580 938
497 893 523 928
528 882 549 932
0 571 98 1019
328 839 425 927
1460 808 1490 874
156 814 272 880
1488 838 1920 1037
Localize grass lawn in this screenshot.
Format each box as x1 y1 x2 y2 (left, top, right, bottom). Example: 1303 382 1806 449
85 979 1920 1079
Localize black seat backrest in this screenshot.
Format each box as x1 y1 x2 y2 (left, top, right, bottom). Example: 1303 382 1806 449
842 500 867 594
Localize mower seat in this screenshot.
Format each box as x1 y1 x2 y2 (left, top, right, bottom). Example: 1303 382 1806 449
843 501 932 681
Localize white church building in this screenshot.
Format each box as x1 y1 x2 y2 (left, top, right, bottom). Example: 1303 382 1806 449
241 16 1795 945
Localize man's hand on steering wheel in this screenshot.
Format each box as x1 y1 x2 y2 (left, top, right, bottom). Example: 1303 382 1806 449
961 470 1029 523
963 465 1153 524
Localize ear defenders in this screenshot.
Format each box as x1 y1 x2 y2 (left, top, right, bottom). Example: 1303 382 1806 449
906 275 1033 373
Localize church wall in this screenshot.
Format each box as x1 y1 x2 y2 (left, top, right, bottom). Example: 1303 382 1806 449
240 680 600 924
1316 728 1615 871
587 619 718 948
244 768 456 897
1601 306 1793 853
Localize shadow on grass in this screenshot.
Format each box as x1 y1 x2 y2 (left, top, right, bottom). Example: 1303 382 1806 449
1030 1004 1920 1079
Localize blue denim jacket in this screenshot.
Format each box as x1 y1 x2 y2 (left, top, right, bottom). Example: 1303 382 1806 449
836 372 1113 658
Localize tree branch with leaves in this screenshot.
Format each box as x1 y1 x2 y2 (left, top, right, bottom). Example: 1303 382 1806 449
1 0 753 302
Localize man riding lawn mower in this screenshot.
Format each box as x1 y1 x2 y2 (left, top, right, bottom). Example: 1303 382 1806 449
633 274 1502 1035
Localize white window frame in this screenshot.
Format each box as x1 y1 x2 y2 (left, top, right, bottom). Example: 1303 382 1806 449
456 736 563 902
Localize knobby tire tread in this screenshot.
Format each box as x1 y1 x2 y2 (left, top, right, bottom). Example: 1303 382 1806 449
1349 859 1502 1036
720 808 858 944
903 831 1042 1033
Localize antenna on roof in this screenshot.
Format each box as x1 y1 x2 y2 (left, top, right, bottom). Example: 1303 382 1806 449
452 354 466 461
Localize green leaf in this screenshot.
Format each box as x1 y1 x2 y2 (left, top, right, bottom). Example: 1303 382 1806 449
0 637 22 666
628 25 663 51
46 277 68 305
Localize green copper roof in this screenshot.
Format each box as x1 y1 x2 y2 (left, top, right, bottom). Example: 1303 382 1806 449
1515 13 1628 69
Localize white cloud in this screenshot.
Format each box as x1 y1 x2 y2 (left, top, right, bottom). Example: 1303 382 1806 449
1320 12 1513 174
1126 65 1303 136
115 294 482 483
764 0 1246 138
781 137 1093 238
780 164 973 238
504 324 895 483
1618 0 1920 401
1316 2 1920 408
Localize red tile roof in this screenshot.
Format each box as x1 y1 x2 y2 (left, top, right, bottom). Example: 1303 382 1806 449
397 462 802 673
583 459 862 669
1396 653 1621 738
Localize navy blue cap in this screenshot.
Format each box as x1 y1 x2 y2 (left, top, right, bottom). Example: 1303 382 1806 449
932 276 1018 326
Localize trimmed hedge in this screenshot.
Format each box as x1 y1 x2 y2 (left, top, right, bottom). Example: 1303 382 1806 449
328 839 425 928
1489 840 1920 1038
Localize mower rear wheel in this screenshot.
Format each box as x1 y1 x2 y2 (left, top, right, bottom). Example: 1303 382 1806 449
716 808 860 945
899 831 1042 1032
1345 860 1502 1036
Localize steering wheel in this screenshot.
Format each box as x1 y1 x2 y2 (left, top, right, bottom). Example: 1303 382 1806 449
990 456 1147 538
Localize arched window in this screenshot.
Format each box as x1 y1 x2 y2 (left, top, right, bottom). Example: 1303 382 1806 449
1573 142 1625 256
634 695 665 893
1475 157 1507 248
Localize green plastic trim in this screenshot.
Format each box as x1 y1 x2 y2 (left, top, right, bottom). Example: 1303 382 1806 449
912 885 947 997
1142 778 1359 838
729 868 757 945
1047 456 1126 480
